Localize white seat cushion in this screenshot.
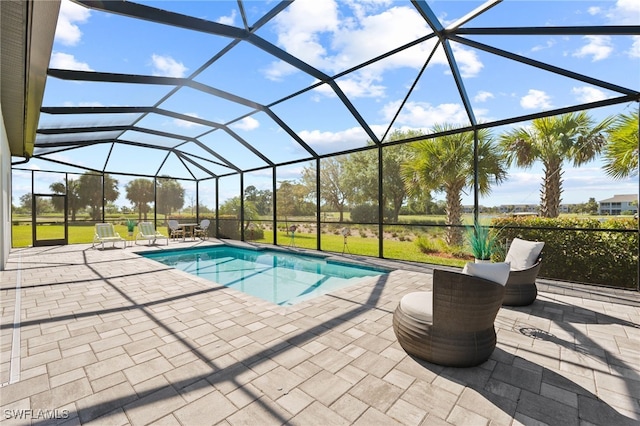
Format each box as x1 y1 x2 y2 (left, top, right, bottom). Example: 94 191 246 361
505 238 544 271
400 291 433 323
462 261 511 286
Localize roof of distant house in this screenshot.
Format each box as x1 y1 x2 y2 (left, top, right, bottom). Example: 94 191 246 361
598 194 638 203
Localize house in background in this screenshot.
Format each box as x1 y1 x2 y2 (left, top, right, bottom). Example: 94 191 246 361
496 204 572 215
598 194 638 215
498 204 539 214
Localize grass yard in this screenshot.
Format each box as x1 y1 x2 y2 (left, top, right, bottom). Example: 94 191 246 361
254 229 467 268
12 223 467 268
12 224 136 247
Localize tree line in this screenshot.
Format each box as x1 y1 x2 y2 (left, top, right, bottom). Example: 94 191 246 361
296 112 634 245
16 175 186 221
241 111 637 246
15 111 637 244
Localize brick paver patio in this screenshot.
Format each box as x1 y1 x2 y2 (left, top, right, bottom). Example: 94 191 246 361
1 240 638 425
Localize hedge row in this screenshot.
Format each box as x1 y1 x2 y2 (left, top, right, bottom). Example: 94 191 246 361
490 217 638 289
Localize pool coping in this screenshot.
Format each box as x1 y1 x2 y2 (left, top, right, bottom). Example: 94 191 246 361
132 240 396 307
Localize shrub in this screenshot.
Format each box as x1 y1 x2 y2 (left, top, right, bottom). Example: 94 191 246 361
491 216 637 289
416 235 469 259
218 215 240 239
245 225 265 241
415 235 441 254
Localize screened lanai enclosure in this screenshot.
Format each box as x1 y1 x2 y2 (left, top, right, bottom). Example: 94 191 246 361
8 0 640 289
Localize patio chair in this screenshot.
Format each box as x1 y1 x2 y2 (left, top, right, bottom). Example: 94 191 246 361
194 219 210 240
393 266 507 367
503 238 544 306
135 222 169 246
93 223 126 250
168 220 184 240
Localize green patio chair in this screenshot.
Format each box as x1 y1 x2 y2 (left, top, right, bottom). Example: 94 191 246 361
93 223 126 250
136 222 169 246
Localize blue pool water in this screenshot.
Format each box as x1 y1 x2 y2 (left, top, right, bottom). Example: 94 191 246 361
141 246 389 306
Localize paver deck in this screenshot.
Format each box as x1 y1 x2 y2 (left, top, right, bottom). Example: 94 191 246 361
1 240 638 425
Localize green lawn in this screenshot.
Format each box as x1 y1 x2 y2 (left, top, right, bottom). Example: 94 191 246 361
253 229 467 268
12 223 467 268
12 223 136 246
17 212 625 267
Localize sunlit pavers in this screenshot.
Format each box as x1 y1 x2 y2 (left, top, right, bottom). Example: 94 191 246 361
1 241 638 425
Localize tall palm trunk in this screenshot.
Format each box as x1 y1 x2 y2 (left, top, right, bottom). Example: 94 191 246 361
540 158 562 218
445 182 464 246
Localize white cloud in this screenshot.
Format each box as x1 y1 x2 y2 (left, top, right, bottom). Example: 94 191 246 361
587 6 601 15
299 126 369 150
486 171 544 205
382 100 469 127
474 91 494 103
334 74 386 98
340 6 481 78
217 9 237 26
173 113 204 128
275 165 306 181
449 45 483 78
231 116 260 131
604 0 640 25
79 101 103 107
561 165 637 202
571 86 608 103
573 35 613 61
62 101 103 107
151 54 188 78
628 35 640 58
475 166 635 206
263 60 299 82
264 0 484 96
272 0 339 70
50 52 92 71
14 165 42 173
531 40 556 52
346 0 395 21
330 6 435 72
520 89 552 109
54 0 90 46
45 153 78 167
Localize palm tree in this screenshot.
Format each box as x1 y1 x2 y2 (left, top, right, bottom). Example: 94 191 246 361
603 110 638 180
401 124 507 246
49 179 81 221
499 112 614 218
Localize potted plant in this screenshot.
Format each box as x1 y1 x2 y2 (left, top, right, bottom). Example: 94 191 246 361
466 222 500 262
126 219 136 237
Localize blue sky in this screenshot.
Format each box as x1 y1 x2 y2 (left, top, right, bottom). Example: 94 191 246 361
13 0 640 210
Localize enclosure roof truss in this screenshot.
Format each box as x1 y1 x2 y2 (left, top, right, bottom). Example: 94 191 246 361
12 0 638 180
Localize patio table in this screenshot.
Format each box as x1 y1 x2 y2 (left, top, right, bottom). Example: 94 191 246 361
178 223 199 241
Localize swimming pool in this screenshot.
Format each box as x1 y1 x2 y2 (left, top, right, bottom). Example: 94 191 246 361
141 245 389 306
